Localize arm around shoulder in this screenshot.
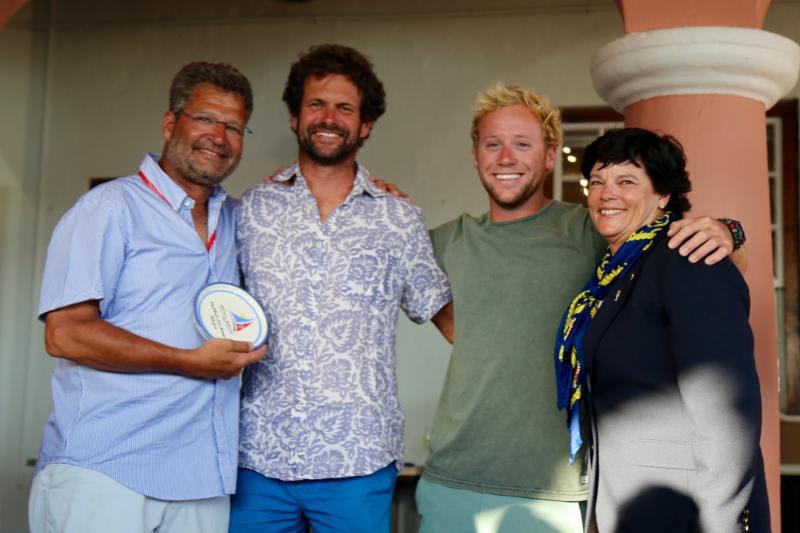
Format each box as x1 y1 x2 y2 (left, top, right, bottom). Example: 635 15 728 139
432 302 454 344
667 216 740 267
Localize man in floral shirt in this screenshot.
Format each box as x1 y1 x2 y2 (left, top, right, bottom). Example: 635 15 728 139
231 44 452 532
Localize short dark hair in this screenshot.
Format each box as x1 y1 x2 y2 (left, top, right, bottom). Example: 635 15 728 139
581 128 692 218
169 62 253 119
282 44 386 124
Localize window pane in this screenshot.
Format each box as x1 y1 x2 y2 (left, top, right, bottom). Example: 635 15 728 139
770 176 776 222
562 181 588 207
767 123 776 172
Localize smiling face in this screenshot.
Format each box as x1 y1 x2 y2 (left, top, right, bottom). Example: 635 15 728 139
161 83 247 189
291 74 372 166
473 104 557 222
587 161 669 254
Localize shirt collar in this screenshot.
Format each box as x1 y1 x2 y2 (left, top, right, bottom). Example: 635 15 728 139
277 161 386 198
138 153 228 211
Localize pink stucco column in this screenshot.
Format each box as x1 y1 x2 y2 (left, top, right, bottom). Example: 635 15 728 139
0 0 27 27
592 1 800 530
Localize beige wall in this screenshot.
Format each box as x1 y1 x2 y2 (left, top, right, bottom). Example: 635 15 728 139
37 11 622 227
3 1 800 530
0 18 50 529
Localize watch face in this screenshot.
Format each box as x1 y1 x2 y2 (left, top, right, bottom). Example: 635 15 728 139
194 283 268 346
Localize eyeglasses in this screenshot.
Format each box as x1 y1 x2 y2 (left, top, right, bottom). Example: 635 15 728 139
177 111 253 138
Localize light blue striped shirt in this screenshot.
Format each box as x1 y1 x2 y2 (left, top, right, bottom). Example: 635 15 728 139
37 154 240 500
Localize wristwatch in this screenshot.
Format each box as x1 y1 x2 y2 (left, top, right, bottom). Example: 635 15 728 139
719 218 746 250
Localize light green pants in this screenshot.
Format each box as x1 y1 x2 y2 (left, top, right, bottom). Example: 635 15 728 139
416 477 585 533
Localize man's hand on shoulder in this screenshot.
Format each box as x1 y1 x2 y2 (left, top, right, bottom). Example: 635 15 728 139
263 167 411 201
667 216 734 266
181 339 266 380
370 176 411 202
263 167 292 185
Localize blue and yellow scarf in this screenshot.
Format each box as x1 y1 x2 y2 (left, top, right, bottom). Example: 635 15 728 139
554 211 673 462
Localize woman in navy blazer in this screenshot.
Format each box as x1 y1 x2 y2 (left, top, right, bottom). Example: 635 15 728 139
556 128 768 532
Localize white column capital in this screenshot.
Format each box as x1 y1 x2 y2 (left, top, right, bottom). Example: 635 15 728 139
591 26 800 112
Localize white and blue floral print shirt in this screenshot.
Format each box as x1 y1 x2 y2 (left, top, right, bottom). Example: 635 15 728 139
236 163 452 480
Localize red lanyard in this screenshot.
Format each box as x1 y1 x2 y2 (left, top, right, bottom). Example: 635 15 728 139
138 171 217 252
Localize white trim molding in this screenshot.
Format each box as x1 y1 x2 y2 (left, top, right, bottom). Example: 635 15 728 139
591 26 800 112
781 463 800 476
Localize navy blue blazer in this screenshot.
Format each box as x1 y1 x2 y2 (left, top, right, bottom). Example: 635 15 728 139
582 236 768 533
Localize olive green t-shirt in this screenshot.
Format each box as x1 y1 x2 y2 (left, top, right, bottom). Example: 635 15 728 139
423 200 606 501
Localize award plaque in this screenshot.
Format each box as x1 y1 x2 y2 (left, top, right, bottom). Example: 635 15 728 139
194 283 268 347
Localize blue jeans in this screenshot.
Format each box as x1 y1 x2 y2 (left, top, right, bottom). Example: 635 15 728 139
229 463 397 533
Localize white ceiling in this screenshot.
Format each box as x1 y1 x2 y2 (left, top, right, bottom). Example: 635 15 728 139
11 0 619 27
11 0 800 28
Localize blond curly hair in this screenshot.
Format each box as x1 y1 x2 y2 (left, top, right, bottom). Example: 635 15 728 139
471 82 562 149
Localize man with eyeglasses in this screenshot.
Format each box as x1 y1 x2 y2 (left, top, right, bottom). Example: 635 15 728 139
231 44 452 532
29 62 265 533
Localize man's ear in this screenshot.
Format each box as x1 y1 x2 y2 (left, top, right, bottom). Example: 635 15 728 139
290 114 298 134
472 146 479 171
162 111 177 143
544 145 557 173
359 121 373 140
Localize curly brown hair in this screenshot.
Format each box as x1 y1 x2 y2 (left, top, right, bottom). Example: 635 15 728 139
282 44 386 124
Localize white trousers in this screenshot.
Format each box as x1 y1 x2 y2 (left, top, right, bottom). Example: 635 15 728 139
29 464 230 533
